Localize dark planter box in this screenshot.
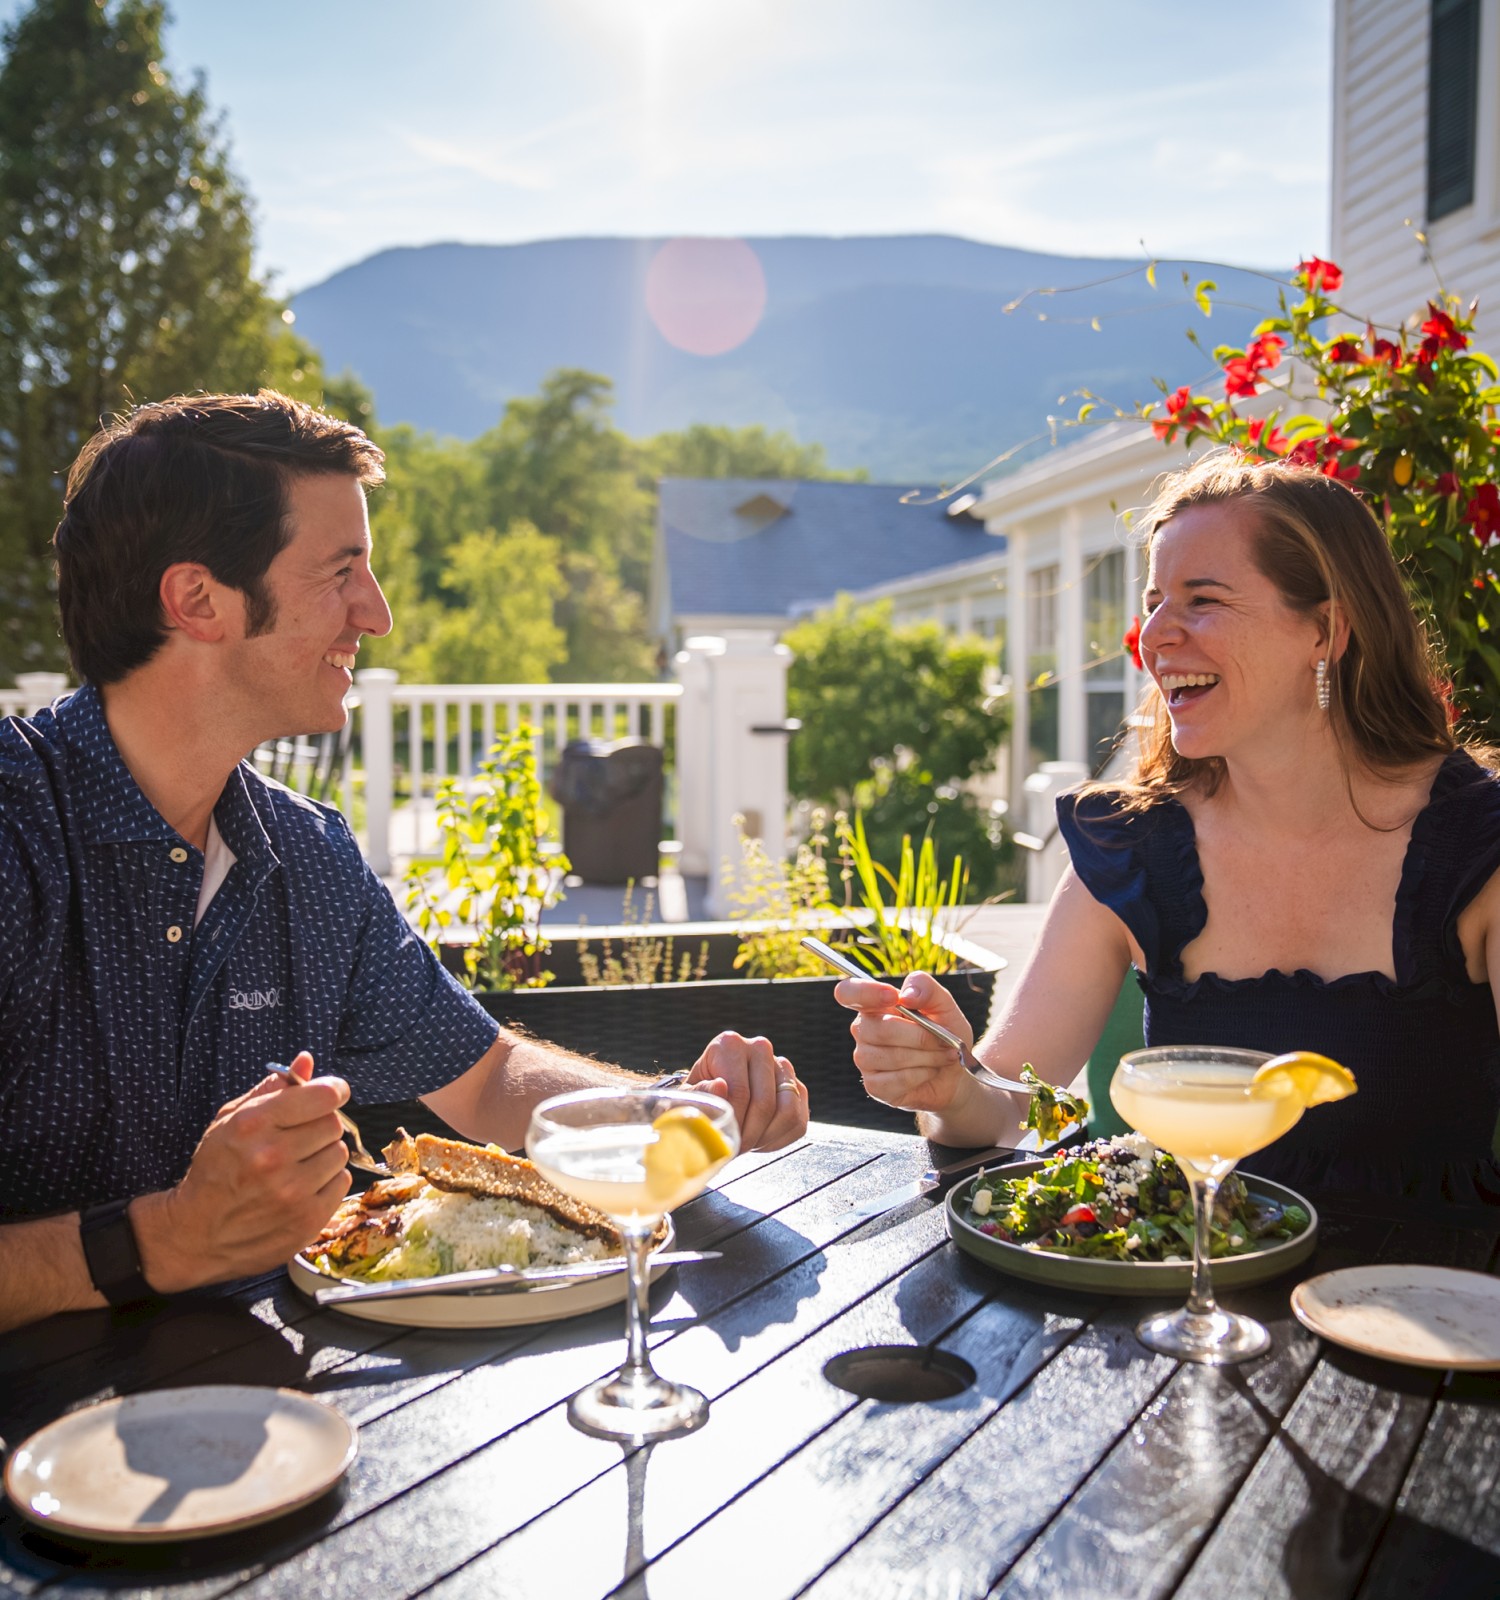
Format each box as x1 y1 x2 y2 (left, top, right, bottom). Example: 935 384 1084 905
445 922 1003 1136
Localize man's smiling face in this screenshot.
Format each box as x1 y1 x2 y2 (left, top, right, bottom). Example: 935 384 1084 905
230 472 392 741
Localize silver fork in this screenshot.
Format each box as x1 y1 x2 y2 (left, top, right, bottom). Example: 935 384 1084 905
266 1061 391 1176
799 935 1035 1094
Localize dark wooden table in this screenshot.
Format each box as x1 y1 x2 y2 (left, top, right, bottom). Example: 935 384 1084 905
2 1122 1498 1599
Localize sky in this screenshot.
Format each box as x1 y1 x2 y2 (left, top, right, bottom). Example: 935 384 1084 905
1 0 1335 293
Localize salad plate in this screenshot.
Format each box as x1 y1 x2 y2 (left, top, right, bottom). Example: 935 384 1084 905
289 1215 677 1330
945 1157 1318 1297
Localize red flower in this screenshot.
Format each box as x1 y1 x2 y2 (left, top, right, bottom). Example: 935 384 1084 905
1417 305 1468 366
1298 256 1343 293
1369 336 1401 365
1151 385 1207 440
1435 472 1461 498
1326 337 1363 364
1246 333 1285 372
1434 677 1462 727
1285 438 1321 470
1222 357 1261 398
1245 417 1288 455
1464 483 1500 542
1123 616 1143 671
1318 433 1361 482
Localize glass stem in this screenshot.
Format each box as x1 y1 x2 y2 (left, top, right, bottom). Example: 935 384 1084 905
1185 1173 1220 1318
619 1222 658 1386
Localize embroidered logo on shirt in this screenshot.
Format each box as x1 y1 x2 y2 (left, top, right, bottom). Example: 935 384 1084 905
229 987 282 1012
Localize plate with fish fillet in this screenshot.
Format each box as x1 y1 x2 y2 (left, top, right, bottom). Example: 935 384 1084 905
289 1130 673 1328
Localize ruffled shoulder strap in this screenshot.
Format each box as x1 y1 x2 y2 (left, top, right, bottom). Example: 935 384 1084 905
1399 748 1500 976
1056 788 1203 976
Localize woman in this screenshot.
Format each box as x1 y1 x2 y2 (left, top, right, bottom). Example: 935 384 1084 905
838 454 1500 1202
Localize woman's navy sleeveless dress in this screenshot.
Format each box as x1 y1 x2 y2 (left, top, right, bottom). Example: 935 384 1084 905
1056 749 1500 1203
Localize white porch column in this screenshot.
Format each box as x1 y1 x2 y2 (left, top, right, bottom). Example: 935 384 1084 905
1005 529 1029 806
672 637 723 876
355 667 398 877
1058 509 1085 767
1024 760 1089 904
702 630 792 918
15 672 69 712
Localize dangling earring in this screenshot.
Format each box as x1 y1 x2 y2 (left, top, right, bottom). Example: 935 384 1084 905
1315 659 1330 712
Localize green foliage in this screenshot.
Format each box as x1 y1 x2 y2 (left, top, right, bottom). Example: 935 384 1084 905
782 597 1007 897
0 0 329 674
726 809 973 979
834 811 970 977
403 725 567 990
408 520 567 684
785 598 1004 804
1136 258 1500 739
576 885 709 986
644 423 866 482
363 374 861 687
724 811 843 979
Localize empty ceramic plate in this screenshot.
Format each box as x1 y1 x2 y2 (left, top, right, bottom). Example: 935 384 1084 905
1292 1265 1500 1370
3 1385 357 1542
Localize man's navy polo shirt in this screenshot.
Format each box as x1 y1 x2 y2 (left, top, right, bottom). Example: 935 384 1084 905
0 687 499 1219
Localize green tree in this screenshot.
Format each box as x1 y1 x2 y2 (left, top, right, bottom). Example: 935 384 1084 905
784 598 1008 897
0 0 325 674
645 422 866 482
410 521 567 685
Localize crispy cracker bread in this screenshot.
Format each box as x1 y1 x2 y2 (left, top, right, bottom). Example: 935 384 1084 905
383 1129 622 1243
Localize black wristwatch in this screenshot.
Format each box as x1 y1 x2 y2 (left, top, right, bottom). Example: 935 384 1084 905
79 1198 156 1307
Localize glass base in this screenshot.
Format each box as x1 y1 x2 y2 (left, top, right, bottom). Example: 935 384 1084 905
1136 1305 1271 1366
567 1370 710 1442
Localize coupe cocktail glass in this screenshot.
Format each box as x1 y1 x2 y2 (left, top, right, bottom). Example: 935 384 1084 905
526 1086 739 1439
1110 1046 1303 1364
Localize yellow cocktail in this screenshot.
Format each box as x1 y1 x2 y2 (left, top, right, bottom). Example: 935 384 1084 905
1110 1046 1354 1365
1109 1060 1304 1181
526 1087 739 1440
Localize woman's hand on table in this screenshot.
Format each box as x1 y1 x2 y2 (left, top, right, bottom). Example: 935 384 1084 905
685 1032 808 1151
133 1049 352 1293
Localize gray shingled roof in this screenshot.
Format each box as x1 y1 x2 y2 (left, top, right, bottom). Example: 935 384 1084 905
658 478 1004 620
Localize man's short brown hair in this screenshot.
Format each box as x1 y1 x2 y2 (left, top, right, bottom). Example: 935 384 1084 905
54 390 386 685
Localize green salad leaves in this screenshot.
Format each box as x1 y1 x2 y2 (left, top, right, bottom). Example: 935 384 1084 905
966 1135 1310 1262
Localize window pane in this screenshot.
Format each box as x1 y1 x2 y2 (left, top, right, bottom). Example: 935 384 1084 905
1429 0 1480 220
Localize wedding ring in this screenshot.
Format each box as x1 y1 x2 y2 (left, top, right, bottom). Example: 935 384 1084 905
777 1080 802 1095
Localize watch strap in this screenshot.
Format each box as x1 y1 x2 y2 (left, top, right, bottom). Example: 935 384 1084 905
650 1070 690 1090
79 1198 155 1307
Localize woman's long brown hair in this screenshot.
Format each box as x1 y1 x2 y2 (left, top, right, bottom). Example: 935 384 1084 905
1116 453 1459 808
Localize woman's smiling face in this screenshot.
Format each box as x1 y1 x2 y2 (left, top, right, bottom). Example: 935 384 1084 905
1139 501 1327 763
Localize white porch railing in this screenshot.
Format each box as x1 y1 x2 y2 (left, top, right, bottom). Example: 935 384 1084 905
3 632 793 913
0 672 70 717
352 671 684 876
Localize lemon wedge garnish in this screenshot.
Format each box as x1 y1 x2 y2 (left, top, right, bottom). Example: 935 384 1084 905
1251 1051 1357 1106
644 1107 732 1202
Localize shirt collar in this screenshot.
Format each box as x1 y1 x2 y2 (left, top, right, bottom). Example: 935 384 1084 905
58 684 278 874
58 685 178 847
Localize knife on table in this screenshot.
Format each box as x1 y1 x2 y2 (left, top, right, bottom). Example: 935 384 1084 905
314 1250 721 1305
848 1146 1023 1223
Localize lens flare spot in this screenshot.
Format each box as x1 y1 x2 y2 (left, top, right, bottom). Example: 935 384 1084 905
645 237 767 357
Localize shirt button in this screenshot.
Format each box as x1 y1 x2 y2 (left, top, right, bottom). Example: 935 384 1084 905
169 847 188 864
166 925 184 944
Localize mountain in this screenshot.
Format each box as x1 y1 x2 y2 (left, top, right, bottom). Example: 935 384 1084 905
290 235 1282 482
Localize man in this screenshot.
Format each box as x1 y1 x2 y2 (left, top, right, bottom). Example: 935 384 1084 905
0 391 807 1333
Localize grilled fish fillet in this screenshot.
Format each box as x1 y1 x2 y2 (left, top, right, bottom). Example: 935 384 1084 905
383 1129 621 1243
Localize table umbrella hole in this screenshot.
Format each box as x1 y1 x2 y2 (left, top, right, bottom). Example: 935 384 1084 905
823 1345 975 1403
